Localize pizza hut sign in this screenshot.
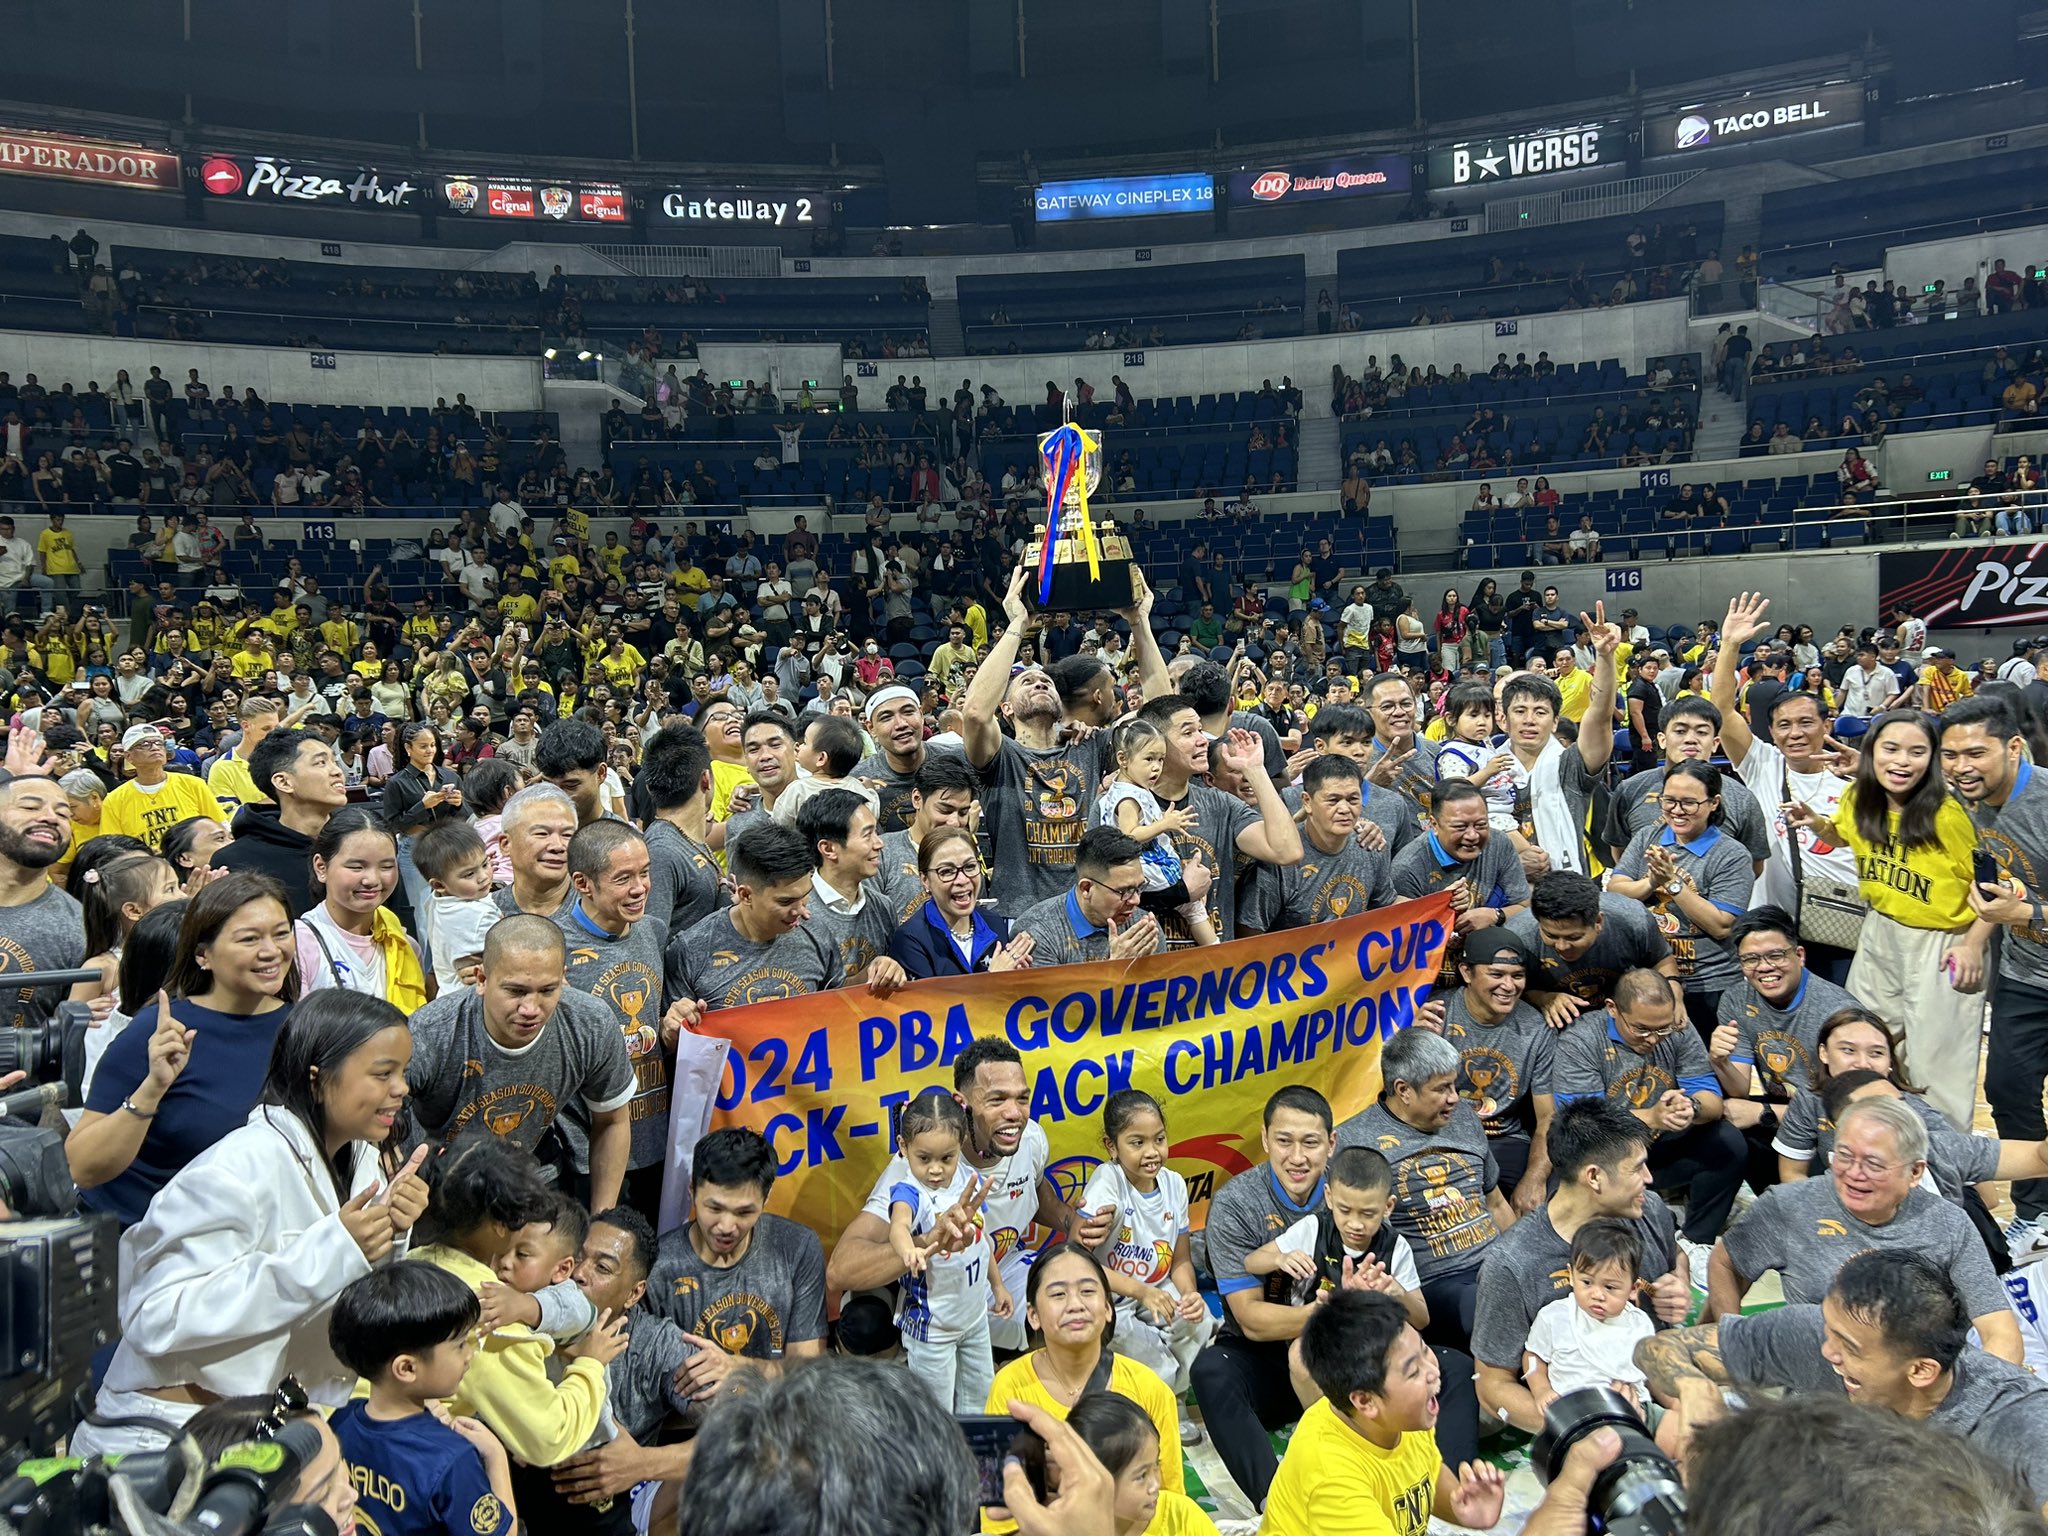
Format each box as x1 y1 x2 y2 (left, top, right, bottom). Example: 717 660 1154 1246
201 154 417 209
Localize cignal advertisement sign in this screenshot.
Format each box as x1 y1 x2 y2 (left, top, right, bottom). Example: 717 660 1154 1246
443 177 627 222
0 128 180 191
1645 82 1865 156
1034 174 1214 222
657 189 825 227
1427 122 1620 187
1227 155 1411 206
199 154 419 209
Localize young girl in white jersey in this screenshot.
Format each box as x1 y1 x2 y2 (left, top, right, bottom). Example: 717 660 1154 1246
1079 1090 1216 1392
1434 682 1520 833
1095 719 1219 944
888 1088 1009 1410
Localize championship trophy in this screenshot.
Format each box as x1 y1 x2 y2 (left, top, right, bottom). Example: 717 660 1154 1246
1023 402 1135 610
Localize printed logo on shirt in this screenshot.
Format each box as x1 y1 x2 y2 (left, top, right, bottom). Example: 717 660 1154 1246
470 1495 505 1534
1607 1060 1676 1109
1981 832 2048 946
1855 850 1933 906
1754 1031 1808 1092
1309 868 1373 921
450 1083 557 1142
1816 1218 1847 1238
696 1290 784 1354
1456 1044 1519 1122
1024 760 1086 866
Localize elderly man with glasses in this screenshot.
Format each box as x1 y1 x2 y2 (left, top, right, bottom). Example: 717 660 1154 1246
1553 967 1747 1268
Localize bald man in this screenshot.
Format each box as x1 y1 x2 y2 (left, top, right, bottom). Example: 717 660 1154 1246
405 914 635 1212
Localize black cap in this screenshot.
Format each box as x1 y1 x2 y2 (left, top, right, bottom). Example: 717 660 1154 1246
2015 638 2033 656
1460 932 1530 969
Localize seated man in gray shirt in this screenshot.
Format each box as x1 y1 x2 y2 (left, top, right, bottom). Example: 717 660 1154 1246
1637 1250 2048 1508
1508 870 1677 1028
1707 1096 2022 1363
1391 780 1531 989
1013 825 1165 968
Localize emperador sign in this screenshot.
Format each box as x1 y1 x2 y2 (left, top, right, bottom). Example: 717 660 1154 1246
1426 122 1620 188
1878 542 2048 629
0 128 180 191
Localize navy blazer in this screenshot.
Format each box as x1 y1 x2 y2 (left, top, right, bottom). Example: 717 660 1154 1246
887 903 1018 979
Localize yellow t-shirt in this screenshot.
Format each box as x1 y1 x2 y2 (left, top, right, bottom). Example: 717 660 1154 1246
548 555 581 592
1919 665 1974 711
498 592 540 625
982 1352 1185 1535
596 545 627 580
596 644 646 688
1555 667 1591 723
1260 1399 1438 1536
963 602 989 650
1834 786 1979 931
207 753 268 814
319 619 360 655
710 759 756 834
37 528 79 576
673 565 711 597
230 647 274 681
403 615 441 648
33 641 76 686
100 773 227 852
1146 1491 1220 1536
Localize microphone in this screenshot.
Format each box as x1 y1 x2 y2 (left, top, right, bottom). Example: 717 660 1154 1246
186 1419 324 1536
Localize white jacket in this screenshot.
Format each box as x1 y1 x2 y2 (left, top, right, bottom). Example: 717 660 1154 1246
103 1105 405 1406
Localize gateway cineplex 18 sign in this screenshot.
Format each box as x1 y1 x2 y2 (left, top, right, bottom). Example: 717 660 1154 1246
1427 122 1620 188
1645 81 1865 156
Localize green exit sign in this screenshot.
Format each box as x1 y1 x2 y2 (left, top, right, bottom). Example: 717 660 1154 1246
1928 469 1953 482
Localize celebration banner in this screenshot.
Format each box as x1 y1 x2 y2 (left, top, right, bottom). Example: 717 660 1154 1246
661 894 1452 1249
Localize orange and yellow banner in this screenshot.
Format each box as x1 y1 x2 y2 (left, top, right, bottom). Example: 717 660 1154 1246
663 893 1453 1247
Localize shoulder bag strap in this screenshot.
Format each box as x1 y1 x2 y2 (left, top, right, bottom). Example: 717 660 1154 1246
1783 762 1809 900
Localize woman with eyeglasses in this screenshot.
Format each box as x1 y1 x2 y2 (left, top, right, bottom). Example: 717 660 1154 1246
1786 708 1989 1130
1607 762 1753 1042
70 990 426 1458
887 826 1034 979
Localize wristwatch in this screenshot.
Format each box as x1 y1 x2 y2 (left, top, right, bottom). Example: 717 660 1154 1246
1664 876 1685 896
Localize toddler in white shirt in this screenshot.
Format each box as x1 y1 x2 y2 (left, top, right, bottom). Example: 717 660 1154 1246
1524 1218 1655 1412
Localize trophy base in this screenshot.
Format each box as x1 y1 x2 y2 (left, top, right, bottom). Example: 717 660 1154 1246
1028 556 1134 613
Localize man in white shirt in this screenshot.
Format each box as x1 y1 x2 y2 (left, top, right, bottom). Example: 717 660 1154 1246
170 514 204 576
456 556 499 610
0 516 48 612
1837 638 1902 733
1997 637 2042 689
487 487 525 537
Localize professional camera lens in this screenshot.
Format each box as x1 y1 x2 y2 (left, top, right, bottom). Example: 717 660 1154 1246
0 1020 65 1083
1531 1386 1686 1536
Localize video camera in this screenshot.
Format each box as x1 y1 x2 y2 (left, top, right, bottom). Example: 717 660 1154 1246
0 972 127 1469
1532 1387 1686 1536
2 1417 340 1536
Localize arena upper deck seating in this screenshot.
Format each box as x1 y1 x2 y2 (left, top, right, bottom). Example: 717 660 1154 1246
958 256 1305 355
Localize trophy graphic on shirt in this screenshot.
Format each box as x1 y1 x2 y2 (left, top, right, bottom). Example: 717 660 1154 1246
1023 395 1134 611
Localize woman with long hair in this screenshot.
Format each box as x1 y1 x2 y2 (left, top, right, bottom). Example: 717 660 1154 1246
1433 589 1469 677
1468 577 1505 670
68 989 423 1457
380 722 468 967
1394 598 1430 675
295 808 428 1013
161 815 231 887
67 872 299 1224
1787 711 1991 1127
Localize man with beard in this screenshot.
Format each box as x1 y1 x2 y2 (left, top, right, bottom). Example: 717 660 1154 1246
645 1128 826 1377
556 820 669 1213
493 784 580 920
963 566 1169 912
827 1036 1113 1358
1243 755 1392 934
1469 1098 1689 1433
1508 870 1678 1027
1942 695 2048 1253
1599 697 1770 871
0 758 84 1030
210 728 349 918
854 684 956 832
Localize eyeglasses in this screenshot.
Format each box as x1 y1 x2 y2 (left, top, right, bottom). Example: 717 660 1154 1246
1094 881 1147 901
929 864 978 884
1622 1018 1687 1040
1738 946 1800 971
1832 1152 1899 1178
1657 796 1709 813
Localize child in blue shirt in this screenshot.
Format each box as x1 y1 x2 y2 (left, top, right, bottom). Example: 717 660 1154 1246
329 1260 519 1536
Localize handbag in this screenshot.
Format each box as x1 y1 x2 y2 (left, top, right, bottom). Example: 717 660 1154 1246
1785 767 1867 949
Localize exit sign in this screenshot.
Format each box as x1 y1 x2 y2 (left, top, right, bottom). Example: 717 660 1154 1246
1928 469 1952 482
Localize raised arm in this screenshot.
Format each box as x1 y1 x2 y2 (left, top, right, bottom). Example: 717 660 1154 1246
961 565 1033 770
1709 592 1774 768
1576 602 1621 776
1118 568 1172 704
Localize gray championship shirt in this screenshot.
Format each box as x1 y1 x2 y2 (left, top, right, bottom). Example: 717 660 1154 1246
1392 829 1532 982
1772 1089 1996 1203
875 828 930 924
1202 1162 1327 1339
1507 895 1673 1006
1469 1196 1679 1370
1603 765 1771 865
1973 760 2048 994
645 1215 828 1359
1336 1100 1502 1281
554 906 670 1170
1613 824 1752 996
1720 1177 2008 1314
493 884 576 921
610 1309 701 1435
1285 779 1425 857
1552 1010 1721 1110
802 878 900 983
0 882 85 1029
1372 734 1442 805
1441 989 1555 1143
856 747 965 833
1154 780 1265 949
405 986 635 1173
1716 971 1861 1100
1013 888 1165 968
978 734 1113 912
667 907 842 1010
1245 832 1395 933
643 820 726 939
1720 1305 2048 1502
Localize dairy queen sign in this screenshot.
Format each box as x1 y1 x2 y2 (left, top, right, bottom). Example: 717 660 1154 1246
1879 542 2048 629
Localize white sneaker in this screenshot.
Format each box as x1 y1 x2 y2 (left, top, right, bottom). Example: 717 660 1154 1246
2005 1215 2048 1264
1678 1238 1715 1290
1179 1415 1205 1446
